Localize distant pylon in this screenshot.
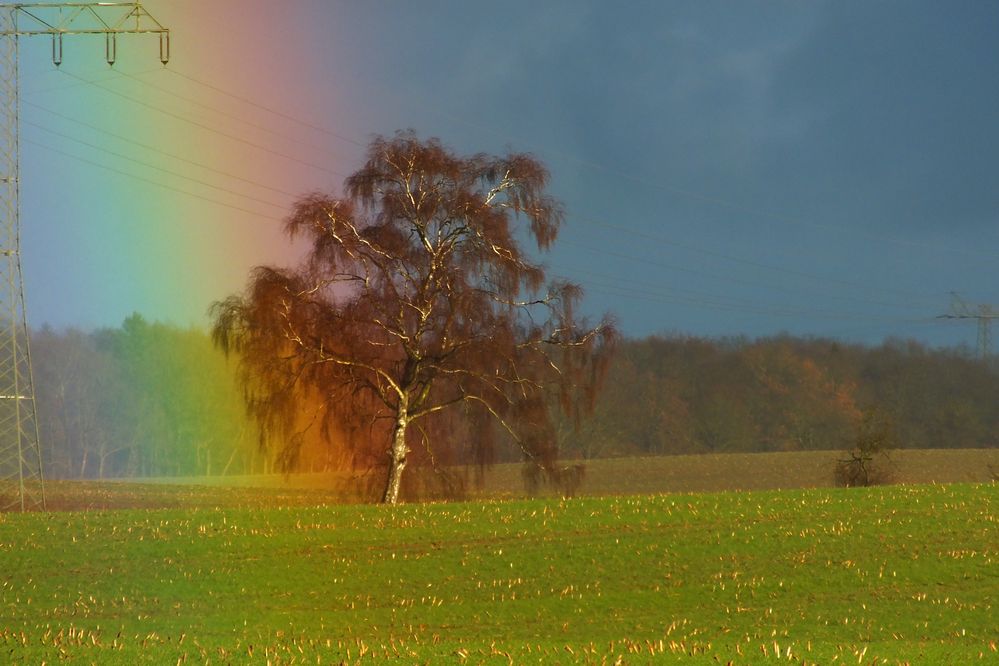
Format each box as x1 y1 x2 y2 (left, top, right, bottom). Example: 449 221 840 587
938 292 999 365
0 3 169 512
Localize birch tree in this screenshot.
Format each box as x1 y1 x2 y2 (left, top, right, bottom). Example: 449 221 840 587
212 132 615 504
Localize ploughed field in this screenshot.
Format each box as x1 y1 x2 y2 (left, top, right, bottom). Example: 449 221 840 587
1 479 996 663
35 448 999 512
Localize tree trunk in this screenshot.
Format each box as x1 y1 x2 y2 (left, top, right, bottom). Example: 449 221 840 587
382 401 410 504
221 447 238 476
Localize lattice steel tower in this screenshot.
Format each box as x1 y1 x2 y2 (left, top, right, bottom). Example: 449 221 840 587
939 292 999 366
0 3 168 511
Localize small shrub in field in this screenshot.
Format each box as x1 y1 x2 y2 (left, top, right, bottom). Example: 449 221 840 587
522 462 586 497
554 464 586 497
835 410 896 487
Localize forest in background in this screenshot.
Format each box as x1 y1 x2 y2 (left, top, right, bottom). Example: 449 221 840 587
30 315 999 480
565 335 999 460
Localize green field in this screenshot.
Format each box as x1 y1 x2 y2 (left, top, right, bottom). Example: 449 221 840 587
1 479 997 663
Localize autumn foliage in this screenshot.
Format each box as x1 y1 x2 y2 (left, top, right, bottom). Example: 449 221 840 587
27 325 999 488
212 132 616 503
565 335 999 463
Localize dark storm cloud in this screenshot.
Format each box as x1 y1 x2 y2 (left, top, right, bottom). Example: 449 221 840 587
765 1 999 232
435 0 999 239
22 0 984 341
295 0 999 345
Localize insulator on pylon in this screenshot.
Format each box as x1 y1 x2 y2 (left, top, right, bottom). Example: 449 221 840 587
106 33 116 66
52 33 63 66
159 32 170 65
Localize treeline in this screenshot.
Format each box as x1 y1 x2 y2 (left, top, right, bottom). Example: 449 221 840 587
32 315 260 479
29 321 999 479
560 335 999 459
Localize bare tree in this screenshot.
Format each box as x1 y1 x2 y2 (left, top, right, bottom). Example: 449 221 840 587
213 132 616 504
834 408 897 487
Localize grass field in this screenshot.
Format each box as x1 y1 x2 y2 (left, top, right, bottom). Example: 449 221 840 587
1 477 997 663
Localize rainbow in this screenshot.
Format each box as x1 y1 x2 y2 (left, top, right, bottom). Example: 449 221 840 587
18 1 369 331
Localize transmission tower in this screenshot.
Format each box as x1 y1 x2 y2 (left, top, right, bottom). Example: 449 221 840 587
938 292 999 365
0 2 168 512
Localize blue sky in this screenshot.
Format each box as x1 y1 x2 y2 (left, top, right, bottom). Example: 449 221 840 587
15 0 999 348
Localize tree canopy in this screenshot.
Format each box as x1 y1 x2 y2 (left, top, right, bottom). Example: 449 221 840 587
212 132 616 503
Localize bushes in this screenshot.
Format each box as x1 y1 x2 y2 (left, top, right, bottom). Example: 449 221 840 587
523 462 587 497
835 410 897 487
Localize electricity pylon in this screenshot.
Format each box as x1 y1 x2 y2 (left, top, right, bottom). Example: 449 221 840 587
938 292 999 365
0 3 169 512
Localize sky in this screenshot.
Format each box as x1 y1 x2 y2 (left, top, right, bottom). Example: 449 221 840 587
13 0 999 349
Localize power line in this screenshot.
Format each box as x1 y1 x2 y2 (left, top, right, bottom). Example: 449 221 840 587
24 120 290 211
157 67 366 149
20 58 984 346
937 292 999 362
2 0 169 513
82 62 999 281
22 95 931 321
27 132 934 332
26 118 903 325
576 278 928 323
24 138 283 223
55 66 347 178
25 70 945 327
21 64 160 95
114 64 997 323
569 214 940 306
55 58 999 272
22 118 935 326
555 261 930 323
23 99 303 199
323 65 999 262
553 259 923 316
110 67 361 161
21 110 942 334
558 236 931 314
